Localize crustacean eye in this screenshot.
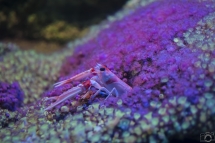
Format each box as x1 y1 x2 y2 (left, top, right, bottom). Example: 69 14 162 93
100 67 105 71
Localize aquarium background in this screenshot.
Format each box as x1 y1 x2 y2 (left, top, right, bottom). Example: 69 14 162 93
0 0 215 143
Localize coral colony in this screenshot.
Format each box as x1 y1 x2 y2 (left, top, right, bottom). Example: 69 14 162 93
0 0 215 142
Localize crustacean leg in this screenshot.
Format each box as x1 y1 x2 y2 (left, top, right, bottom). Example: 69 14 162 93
89 87 119 102
105 87 119 100
88 80 118 102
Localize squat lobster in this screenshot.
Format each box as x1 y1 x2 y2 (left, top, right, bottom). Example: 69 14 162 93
44 64 132 111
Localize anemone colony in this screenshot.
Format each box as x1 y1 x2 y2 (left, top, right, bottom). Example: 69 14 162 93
0 81 24 111
0 0 215 142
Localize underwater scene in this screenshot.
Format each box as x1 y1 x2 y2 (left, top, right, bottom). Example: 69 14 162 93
0 0 215 142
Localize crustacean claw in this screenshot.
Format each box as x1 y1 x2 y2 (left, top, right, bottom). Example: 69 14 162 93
44 86 84 111
54 68 96 87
